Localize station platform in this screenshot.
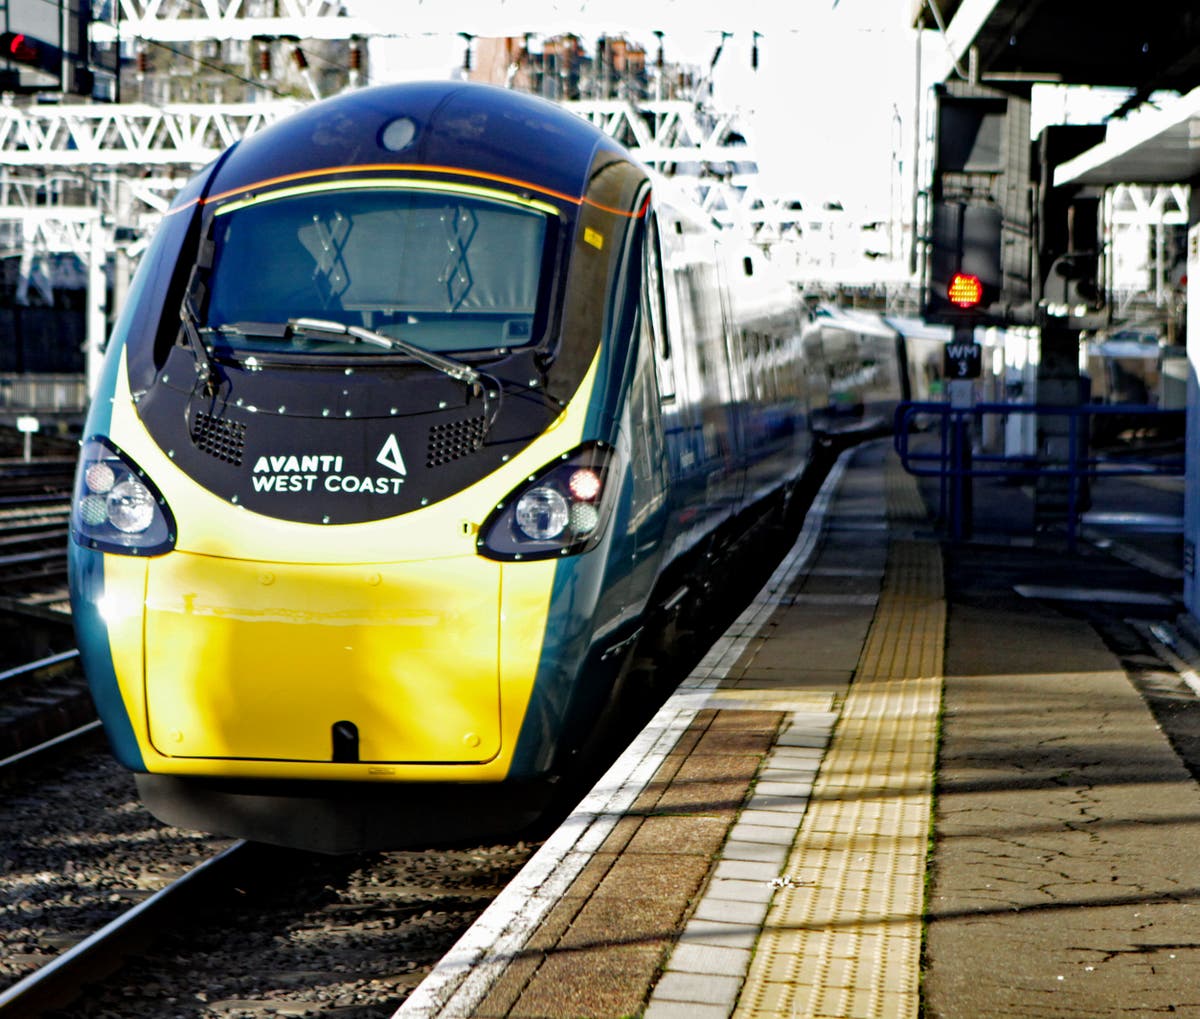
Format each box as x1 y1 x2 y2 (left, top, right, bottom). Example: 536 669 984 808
394 438 1200 1019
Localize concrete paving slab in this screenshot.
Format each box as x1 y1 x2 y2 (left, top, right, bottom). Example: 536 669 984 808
666 942 753 978
651 971 741 1009
776 728 830 748
712 858 781 882
925 586 1200 1018
588 852 710 903
743 792 811 812
677 918 760 950
718 839 790 866
703 876 776 904
503 941 666 1018
398 439 1200 1019
643 1000 732 1019
692 895 770 926
673 751 762 783
726 666 854 688
623 813 731 855
726 822 797 846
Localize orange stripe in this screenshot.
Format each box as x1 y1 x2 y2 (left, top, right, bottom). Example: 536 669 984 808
163 163 645 220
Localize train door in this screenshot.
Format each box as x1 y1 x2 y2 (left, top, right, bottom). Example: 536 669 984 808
652 208 702 492
644 209 677 406
715 252 747 513
624 206 671 604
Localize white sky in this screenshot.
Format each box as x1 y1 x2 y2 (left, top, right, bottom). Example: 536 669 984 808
347 1 922 217
344 2 1157 223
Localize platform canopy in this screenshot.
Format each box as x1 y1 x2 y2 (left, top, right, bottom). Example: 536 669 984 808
915 0 1200 221
914 0 1200 99
1047 86 1200 188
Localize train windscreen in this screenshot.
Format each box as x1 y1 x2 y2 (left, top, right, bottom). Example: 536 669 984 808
201 183 554 354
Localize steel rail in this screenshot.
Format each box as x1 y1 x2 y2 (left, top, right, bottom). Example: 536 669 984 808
0 547 67 568
0 841 250 1017
0 719 101 775
0 648 80 685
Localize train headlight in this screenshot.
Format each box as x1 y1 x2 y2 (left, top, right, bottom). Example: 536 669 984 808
515 487 570 541
479 441 616 561
107 478 157 533
70 437 176 556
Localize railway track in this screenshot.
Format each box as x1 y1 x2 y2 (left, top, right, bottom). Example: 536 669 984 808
0 649 94 761
0 840 251 1017
0 733 535 1019
0 458 75 615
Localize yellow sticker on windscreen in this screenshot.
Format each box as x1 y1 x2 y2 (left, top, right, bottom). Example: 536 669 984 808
583 227 604 250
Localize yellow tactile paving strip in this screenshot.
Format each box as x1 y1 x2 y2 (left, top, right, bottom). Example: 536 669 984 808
734 463 944 1019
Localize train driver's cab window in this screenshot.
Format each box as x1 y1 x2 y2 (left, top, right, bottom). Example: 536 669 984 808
643 209 676 402
200 184 555 355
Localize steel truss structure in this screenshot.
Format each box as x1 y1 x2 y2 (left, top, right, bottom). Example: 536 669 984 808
1104 183 1191 315
0 100 303 166
90 0 379 44
0 94 811 270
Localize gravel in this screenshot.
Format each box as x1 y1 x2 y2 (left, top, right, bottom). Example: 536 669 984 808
1 746 233 988
2 743 536 1017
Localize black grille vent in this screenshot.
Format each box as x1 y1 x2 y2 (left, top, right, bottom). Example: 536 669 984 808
427 416 485 467
191 412 246 466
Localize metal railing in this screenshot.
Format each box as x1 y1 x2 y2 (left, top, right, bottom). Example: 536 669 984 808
893 401 1185 548
0 374 88 415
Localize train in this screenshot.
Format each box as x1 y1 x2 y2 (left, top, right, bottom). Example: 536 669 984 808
68 81 916 853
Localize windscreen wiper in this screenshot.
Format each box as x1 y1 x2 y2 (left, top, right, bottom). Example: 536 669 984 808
180 288 222 396
289 318 502 435
289 318 483 390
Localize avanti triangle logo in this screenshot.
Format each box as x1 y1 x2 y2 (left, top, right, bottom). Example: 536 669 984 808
376 434 407 475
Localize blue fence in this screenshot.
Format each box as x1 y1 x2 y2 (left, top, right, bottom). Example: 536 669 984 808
893 401 1185 547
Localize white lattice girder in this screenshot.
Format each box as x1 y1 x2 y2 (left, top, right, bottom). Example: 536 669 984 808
1107 183 1190 225
0 207 100 256
0 95 817 259
0 101 302 166
0 97 758 177
0 172 188 214
91 0 381 43
0 171 84 206
88 0 794 43
0 99 729 166
572 101 746 159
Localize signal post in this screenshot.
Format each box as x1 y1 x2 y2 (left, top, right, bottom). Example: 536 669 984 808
943 320 980 539
924 83 1109 541
1030 125 1108 528
924 82 1024 539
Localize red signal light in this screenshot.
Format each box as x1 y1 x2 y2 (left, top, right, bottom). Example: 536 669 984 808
0 30 56 72
947 271 983 309
6 33 39 64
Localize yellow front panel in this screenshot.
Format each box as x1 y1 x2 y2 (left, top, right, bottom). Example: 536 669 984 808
144 553 501 763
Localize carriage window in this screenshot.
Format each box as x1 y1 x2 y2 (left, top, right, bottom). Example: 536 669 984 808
202 183 554 354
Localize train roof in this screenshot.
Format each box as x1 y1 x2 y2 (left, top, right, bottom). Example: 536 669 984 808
882 315 953 342
198 80 634 206
814 306 898 339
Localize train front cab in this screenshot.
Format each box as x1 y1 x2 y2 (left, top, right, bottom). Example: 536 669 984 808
68 140 677 853
68 355 630 853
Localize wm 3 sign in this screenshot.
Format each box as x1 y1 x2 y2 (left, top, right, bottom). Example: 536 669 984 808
943 340 981 379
